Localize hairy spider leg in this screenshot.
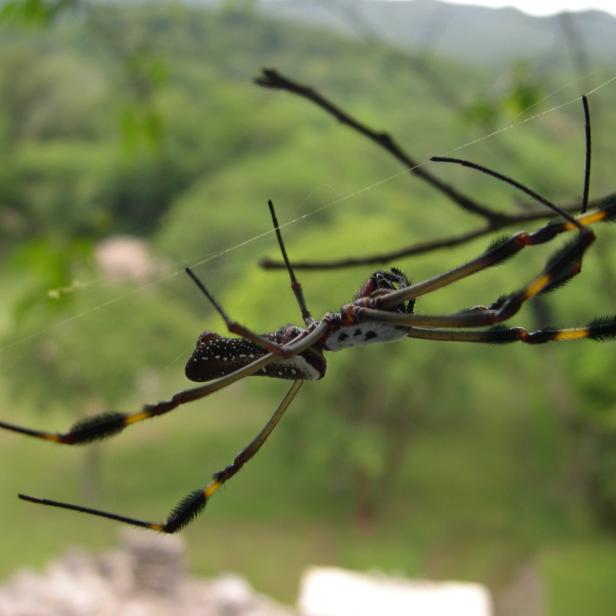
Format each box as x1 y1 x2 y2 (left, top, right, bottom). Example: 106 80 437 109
371 171 588 310
0 320 329 446
357 199 612 317
20 380 303 533
405 316 616 344
346 97 610 330
360 96 598 313
355 218 596 329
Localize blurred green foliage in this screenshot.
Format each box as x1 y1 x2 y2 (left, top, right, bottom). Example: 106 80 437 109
0 0 77 26
0 1 616 613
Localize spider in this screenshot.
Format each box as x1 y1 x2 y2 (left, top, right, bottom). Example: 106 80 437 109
2 96 616 534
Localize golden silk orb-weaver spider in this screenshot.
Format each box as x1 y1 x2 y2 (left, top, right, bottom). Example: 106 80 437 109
2 96 616 533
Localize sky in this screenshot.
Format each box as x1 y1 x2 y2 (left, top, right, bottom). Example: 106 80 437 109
389 1 616 18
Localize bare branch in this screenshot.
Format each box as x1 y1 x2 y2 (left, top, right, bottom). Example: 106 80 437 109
259 194 615 271
255 68 615 272
255 68 506 221
261 224 492 271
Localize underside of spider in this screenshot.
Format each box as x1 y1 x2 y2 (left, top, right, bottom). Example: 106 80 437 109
185 266 415 383
4 96 616 533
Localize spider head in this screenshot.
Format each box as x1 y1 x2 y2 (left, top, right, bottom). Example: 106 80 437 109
355 267 415 313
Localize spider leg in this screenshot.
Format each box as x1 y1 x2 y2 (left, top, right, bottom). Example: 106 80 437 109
267 200 314 326
186 200 313 355
185 266 312 359
19 380 303 532
0 320 329 445
355 219 595 329
369 97 598 311
371 202 612 312
405 316 616 344
434 96 592 218
581 95 591 214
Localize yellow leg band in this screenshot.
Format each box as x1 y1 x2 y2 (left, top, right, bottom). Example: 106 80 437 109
204 481 221 498
524 274 551 299
554 329 589 341
124 411 150 425
565 209 607 230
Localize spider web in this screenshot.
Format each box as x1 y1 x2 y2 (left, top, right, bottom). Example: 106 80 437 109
1 69 616 362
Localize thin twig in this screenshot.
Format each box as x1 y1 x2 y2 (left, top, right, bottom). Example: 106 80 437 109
255 68 616 271
255 68 505 221
259 195 613 271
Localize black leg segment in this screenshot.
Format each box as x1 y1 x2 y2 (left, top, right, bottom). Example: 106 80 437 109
18 381 303 533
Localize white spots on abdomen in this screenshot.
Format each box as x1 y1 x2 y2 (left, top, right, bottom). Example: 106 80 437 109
286 355 322 380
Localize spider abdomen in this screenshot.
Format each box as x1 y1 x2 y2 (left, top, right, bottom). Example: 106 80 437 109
185 331 326 382
323 322 407 352
259 353 326 380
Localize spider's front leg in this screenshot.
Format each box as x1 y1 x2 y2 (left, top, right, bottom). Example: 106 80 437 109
361 97 603 315
353 229 594 329
341 227 615 348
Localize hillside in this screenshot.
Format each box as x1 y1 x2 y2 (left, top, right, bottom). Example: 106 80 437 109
258 0 616 67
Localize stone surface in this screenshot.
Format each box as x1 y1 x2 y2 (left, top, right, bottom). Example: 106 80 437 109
0 534 499 616
0 531 295 616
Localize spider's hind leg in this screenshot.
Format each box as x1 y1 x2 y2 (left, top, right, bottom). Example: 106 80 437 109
0 411 136 445
0 331 315 447
18 380 304 532
406 315 616 344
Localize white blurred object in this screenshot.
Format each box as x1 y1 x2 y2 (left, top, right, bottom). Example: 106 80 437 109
0 532 295 616
95 236 164 283
298 567 492 616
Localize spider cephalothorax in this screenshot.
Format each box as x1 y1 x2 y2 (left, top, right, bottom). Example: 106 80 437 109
320 268 415 352
4 97 616 534
354 267 415 314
